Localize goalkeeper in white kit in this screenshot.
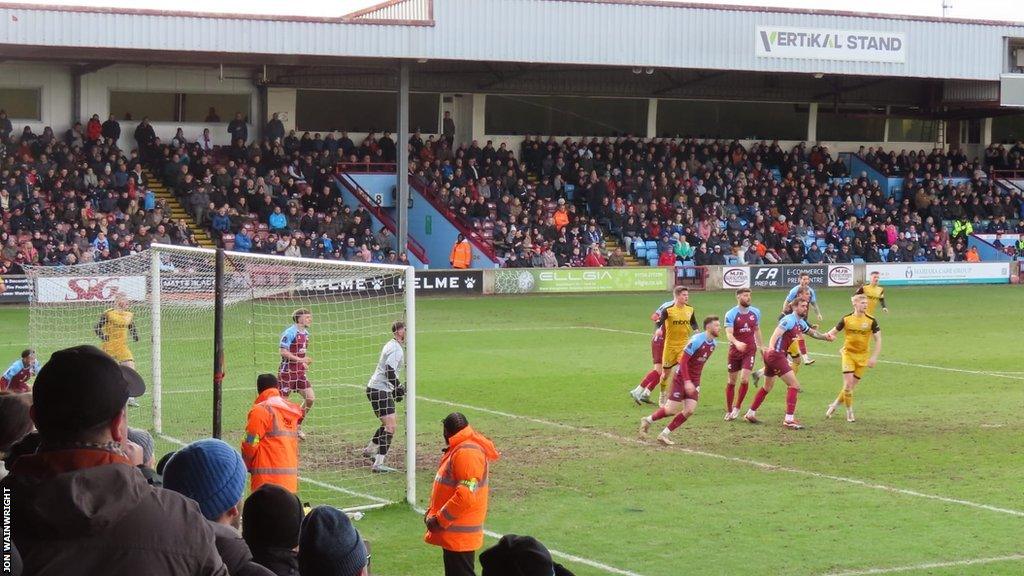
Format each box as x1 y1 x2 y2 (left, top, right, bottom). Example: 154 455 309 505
364 321 407 473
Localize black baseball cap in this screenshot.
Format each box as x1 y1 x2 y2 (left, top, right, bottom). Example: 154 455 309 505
33 345 146 435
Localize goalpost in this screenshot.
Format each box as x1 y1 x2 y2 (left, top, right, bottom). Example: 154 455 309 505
26 244 416 510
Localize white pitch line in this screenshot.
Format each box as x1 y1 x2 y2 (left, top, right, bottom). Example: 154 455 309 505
820 553 1024 576
411 506 645 576
155 433 391 505
415 396 1024 518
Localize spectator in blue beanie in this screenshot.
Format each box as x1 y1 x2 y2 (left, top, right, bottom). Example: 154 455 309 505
164 438 274 576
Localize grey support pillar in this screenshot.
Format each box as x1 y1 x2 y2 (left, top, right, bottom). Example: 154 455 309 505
397 61 410 256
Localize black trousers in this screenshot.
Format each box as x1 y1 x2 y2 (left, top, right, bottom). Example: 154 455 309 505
443 549 476 576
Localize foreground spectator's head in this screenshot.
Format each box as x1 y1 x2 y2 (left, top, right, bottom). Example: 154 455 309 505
257 373 279 393
31 345 145 444
0 392 33 455
480 534 575 576
163 438 246 527
242 483 303 552
298 506 368 576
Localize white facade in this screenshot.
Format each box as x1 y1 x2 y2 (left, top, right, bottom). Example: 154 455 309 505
0 62 72 135
0 1 1021 81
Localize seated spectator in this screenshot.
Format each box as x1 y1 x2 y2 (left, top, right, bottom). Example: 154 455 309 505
126 427 161 486
269 206 288 232
0 392 32 481
243 484 303 576
164 438 274 576
658 249 675 267
584 245 606 267
0 345 226 575
606 247 625 267
298 506 369 576
479 534 574 576
965 246 981 262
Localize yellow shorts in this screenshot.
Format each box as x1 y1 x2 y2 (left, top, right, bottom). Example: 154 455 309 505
787 340 801 357
102 344 134 363
662 345 685 369
841 350 869 379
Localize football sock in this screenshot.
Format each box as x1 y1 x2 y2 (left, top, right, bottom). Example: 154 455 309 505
379 430 394 455
659 373 669 393
667 412 688 431
371 426 383 446
750 387 769 411
725 383 735 411
843 389 854 408
798 338 808 355
650 407 668 422
641 369 661 391
736 382 749 408
785 387 799 417
834 388 846 406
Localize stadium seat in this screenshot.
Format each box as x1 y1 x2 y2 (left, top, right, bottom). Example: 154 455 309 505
647 256 659 267
725 255 739 265
880 248 890 260
645 240 658 251
221 233 235 250
635 247 647 259
853 257 865 263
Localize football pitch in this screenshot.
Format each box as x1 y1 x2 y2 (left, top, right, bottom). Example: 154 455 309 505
3 284 1022 575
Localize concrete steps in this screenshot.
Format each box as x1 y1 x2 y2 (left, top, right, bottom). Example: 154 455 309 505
143 169 215 249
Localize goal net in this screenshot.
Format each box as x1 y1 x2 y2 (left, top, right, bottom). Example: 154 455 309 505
26 244 416 510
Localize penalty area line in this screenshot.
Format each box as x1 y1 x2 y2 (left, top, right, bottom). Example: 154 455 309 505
415 396 1024 518
819 553 1024 576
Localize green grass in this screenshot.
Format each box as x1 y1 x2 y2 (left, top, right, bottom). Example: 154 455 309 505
3 285 1022 575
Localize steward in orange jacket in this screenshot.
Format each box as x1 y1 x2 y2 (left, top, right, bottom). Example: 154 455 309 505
241 374 303 493
450 234 473 269
425 412 500 575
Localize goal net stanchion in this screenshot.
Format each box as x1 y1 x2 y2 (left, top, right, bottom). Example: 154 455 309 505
27 244 416 510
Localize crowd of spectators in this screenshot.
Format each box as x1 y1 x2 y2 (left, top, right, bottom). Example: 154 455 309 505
409 134 1024 266
5 106 1024 273
0 111 200 273
145 114 411 265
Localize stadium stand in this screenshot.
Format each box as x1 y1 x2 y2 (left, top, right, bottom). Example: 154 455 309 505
0 121 201 273
408 135 1024 267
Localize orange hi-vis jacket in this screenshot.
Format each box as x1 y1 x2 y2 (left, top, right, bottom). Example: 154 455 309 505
450 240 472 269
240 388 303 493
424 425 500 552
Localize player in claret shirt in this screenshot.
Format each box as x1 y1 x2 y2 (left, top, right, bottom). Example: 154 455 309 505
745 298 834 430
639 316 720 446
0 349 40 393
723 288 762 421
279 308 314 439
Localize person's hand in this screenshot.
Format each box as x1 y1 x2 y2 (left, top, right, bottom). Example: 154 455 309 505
866 357 877 368
425 516 442 532
733 341 747 353
123 440 144 466
302 357 313 365
882 307 889 313
395 384 406 402
825 333 836 342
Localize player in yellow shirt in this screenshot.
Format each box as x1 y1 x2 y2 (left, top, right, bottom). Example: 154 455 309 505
855 271 888 316
637 286 697 405
825 294 882 422
94 295 139 368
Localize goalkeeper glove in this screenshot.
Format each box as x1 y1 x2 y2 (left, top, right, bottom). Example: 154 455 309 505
395 383 406 402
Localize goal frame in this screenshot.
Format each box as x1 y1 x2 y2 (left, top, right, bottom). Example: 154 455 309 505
148 244 417 506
